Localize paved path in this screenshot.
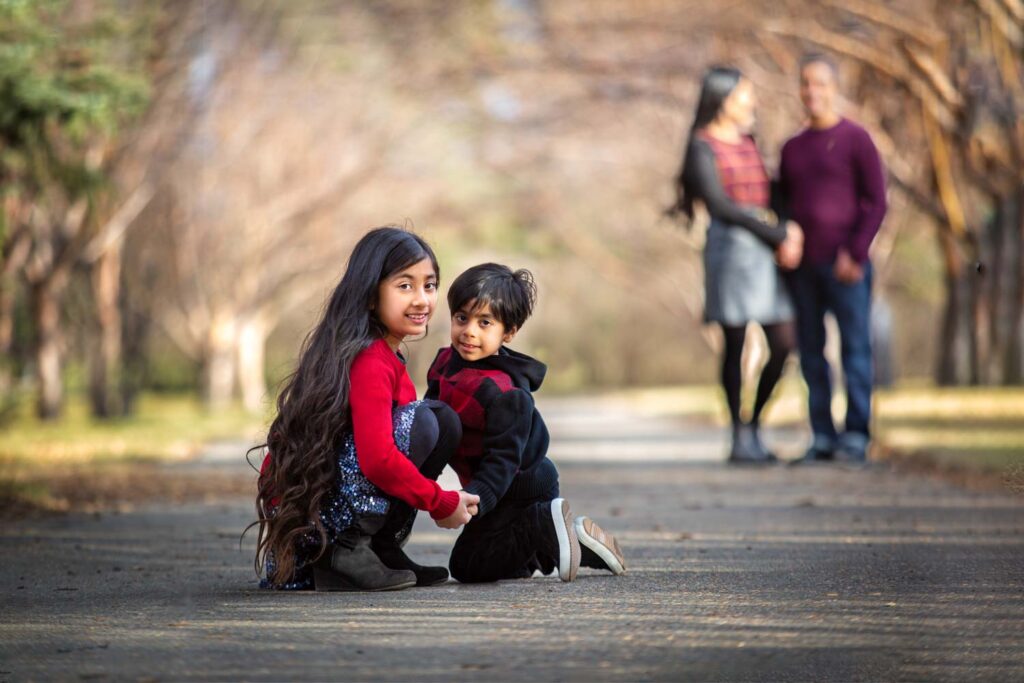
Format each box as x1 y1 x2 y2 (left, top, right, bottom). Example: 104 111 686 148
2 398 1023 681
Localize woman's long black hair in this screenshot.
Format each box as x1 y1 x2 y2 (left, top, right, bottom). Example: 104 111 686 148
672 66 743 220
253 226 439 586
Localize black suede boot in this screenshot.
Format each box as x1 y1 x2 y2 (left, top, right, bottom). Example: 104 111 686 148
313 527 416 592
728 423 776 464
371 541 449 586
371 501 449 587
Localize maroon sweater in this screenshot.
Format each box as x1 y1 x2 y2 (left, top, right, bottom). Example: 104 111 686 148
779 118 887 265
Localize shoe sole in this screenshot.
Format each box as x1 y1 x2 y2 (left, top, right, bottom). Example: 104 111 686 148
550 498 580 582
313 568 416 592
416 573 450 587
575 516 626 575
727 458 778 466
835 459 871 472
787 458 834 467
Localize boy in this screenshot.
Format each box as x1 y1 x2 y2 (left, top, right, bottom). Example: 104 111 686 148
427 263 626 583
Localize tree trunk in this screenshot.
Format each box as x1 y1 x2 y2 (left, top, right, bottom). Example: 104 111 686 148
88 244 124 417
1006 193 1024 384
935 231 970 386
871 295 895 387
31 281 63 420
236 313 268 414
202 312 237 409
967 244 983 386
1 227 31 403
982 201 1008 383
0 276 15 399
119 300 149 416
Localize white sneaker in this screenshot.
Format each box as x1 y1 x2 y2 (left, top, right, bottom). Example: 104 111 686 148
549 498 580 582
575 516 626 575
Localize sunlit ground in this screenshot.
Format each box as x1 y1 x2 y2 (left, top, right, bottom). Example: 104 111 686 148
607 378 1024 477
0 393 268 465
0 394 268 512
2 381 1022 512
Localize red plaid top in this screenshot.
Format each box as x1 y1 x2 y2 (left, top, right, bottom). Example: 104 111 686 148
699 133 769 208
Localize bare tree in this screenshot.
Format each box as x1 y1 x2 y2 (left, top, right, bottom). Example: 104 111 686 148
141 2 416 410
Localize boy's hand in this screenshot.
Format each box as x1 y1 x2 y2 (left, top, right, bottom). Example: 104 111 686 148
434 491 480 529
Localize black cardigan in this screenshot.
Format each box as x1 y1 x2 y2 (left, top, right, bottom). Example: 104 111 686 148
681 137 788 248
426 346 559 516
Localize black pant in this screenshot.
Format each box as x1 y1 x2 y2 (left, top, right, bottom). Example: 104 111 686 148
407 399 461 476
448 482 560 583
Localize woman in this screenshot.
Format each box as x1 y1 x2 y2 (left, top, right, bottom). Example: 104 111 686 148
671 66 803 463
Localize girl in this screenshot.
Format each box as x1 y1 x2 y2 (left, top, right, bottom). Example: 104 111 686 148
670 66 803 463
254 226 479 591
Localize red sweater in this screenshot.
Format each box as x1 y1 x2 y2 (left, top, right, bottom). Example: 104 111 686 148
262 339 459 520
349 340 459 519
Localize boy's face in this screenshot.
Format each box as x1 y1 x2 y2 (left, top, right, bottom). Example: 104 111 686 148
451 300 516 361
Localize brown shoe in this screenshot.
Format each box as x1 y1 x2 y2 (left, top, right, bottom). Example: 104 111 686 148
575 516 626 575
549 498 580 582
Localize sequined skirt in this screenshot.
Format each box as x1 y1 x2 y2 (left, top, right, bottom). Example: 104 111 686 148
260 401 421 590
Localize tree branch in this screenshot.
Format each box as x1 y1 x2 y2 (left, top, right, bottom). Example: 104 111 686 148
820 0 945 47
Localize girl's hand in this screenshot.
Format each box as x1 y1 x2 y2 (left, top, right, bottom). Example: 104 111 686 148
434 491 480 529
776 221 804 270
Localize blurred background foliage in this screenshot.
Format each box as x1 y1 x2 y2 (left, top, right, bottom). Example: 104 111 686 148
1 0 1022 496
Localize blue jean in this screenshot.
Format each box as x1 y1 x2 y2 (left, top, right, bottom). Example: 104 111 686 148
787 261 873 448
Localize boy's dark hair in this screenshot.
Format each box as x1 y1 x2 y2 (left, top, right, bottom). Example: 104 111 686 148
448 263 537 331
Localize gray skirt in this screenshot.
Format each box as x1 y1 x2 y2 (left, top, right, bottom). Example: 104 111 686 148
703 219 794 326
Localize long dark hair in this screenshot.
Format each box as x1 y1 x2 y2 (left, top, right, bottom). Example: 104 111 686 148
253 226 439 586
672 66 742 220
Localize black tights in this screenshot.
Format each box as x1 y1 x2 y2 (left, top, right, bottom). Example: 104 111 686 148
720 322 795 427
370 400 461 546
407 399 461 479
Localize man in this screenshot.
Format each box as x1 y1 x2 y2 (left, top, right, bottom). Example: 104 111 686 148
779 54 887 464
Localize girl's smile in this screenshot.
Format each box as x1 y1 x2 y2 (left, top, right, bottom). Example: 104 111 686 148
376 257 438 349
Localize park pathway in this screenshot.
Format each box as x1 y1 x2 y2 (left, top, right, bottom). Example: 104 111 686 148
1 397 1022 681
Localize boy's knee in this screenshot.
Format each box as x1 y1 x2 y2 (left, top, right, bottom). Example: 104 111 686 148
448 546 480 584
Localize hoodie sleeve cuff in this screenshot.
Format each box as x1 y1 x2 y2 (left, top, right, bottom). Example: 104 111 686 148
464 481 498 517
429 489 461 520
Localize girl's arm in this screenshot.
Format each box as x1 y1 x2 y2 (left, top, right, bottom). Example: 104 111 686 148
349 353 459 520
686 139 787 247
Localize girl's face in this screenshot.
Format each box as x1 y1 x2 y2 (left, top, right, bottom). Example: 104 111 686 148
719 78 757 134
376 257 438 349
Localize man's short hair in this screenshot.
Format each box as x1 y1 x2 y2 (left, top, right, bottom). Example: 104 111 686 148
447 263 537 331
799 52 838 77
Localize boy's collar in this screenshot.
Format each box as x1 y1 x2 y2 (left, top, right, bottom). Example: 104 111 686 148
445 344 546 391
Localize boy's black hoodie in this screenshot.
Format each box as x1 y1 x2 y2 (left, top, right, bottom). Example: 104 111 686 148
426 345 558 516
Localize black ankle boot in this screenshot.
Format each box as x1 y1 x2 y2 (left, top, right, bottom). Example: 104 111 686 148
749 423 778 462
371 501 448 586
371 540 449 586
728 423 775 464
312 535 416 592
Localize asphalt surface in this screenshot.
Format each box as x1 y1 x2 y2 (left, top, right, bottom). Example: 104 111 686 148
2 398 1023 681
